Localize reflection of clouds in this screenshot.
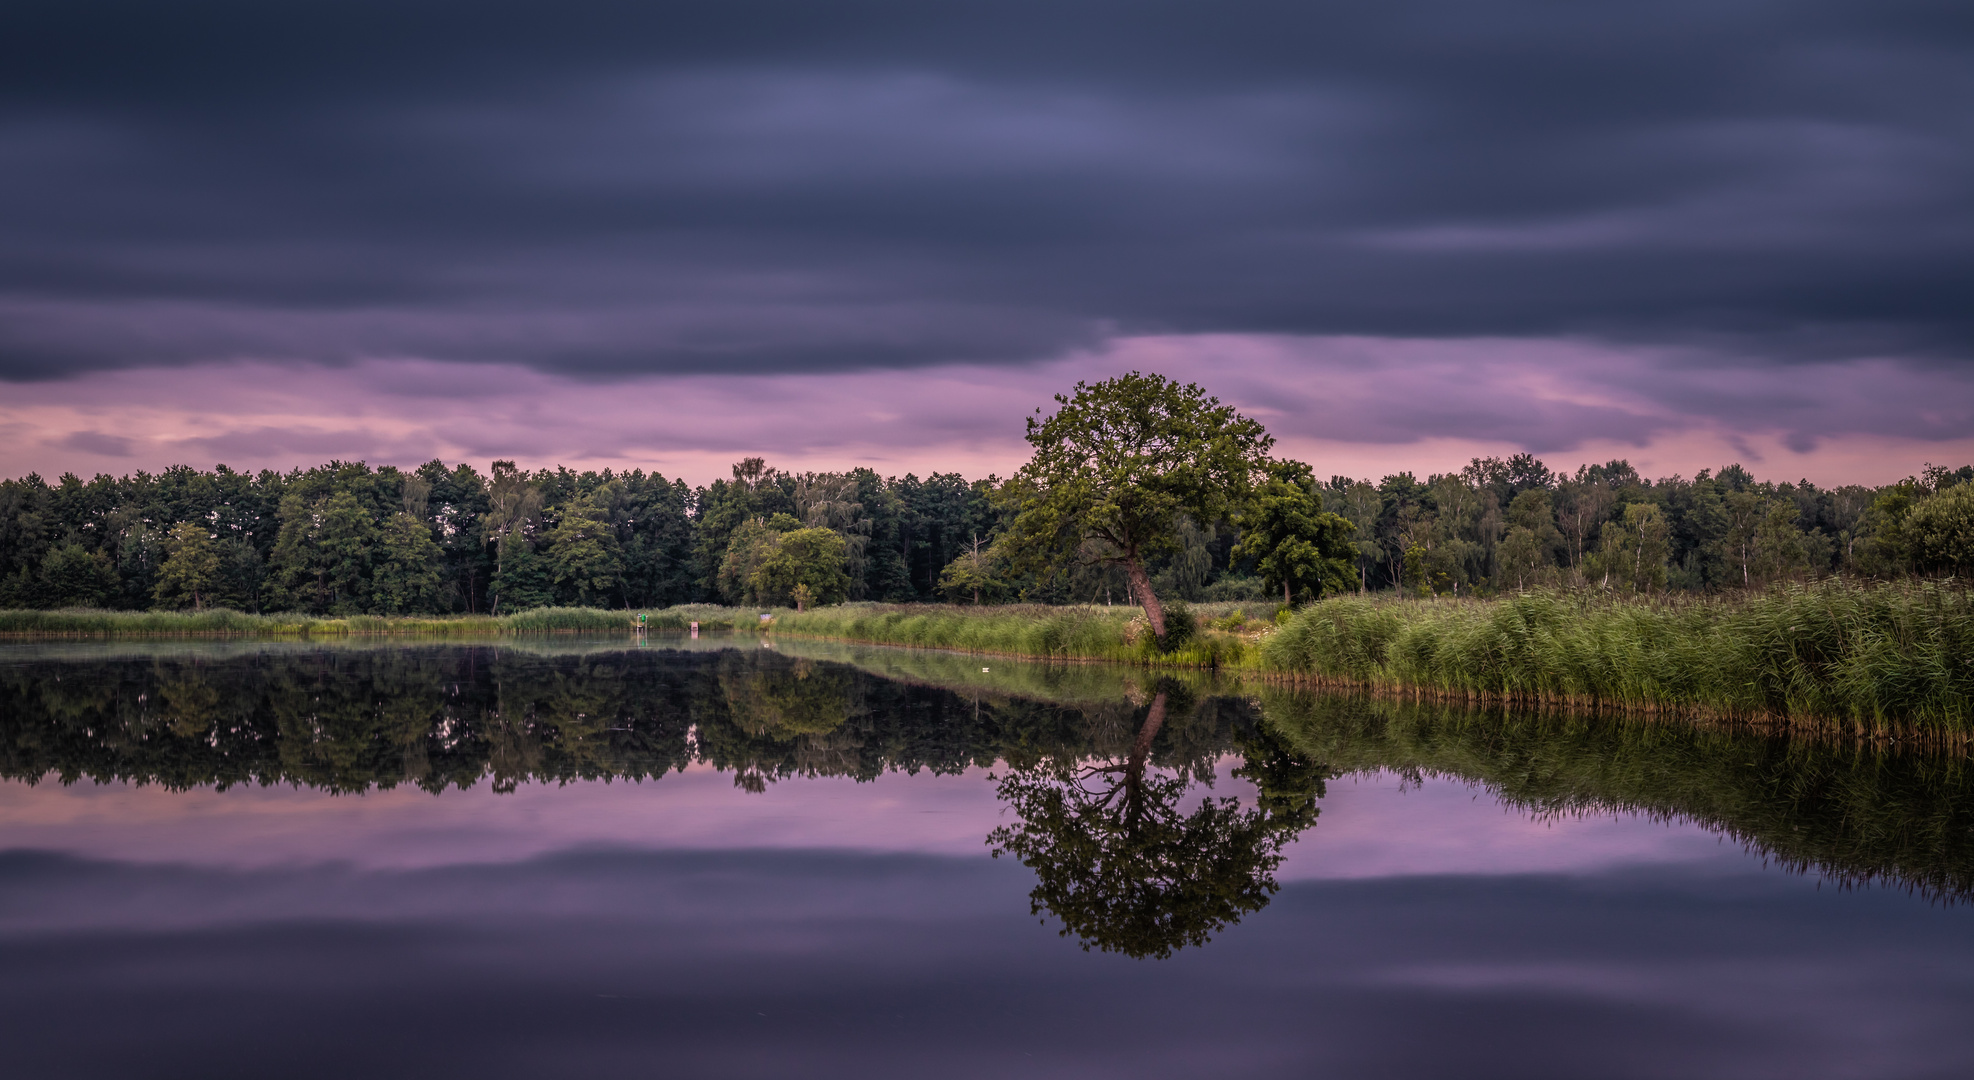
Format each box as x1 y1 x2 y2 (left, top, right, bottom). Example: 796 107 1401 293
0 850 1964 1078
0 768 1729 879
1273 772 1725 883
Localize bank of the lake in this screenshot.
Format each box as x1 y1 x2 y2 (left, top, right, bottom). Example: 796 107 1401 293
1259 580 1973 736
0 604 752 638
3 579 1969 736
769 581 1974 738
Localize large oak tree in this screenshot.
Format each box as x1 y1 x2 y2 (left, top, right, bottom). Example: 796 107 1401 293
998 372 1272 640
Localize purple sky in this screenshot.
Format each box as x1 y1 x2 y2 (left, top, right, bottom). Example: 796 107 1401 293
3 1 1971 486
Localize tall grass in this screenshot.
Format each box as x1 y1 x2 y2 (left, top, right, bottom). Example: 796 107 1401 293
0 605 748 638
767 602 1256 668
1261 579 1974 733
11 582 1967 732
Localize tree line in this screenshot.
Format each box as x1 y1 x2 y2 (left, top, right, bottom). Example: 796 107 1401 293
1 382 1970 616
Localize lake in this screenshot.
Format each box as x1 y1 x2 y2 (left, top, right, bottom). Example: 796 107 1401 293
2 636 1971 1079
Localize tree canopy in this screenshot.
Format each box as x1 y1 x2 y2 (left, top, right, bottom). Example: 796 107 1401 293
0 424 1969 615
997 372 1273 640
1231 459 1357 605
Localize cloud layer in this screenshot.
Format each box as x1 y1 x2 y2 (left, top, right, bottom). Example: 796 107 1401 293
1 0 1970 474
4 336 1967 485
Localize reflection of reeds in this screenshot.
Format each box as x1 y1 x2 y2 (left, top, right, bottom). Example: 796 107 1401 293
1256 687 1974 901
7 582 1969 734
1261 580 1974 737
10 635 1974 901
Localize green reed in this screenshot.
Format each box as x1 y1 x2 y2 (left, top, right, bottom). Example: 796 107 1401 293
1261 579 1974 732
765 602 1258 668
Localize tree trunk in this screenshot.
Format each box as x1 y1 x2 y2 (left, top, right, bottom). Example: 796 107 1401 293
1284 579 1291 606
1123 690 1169 832
1124 558 1166 639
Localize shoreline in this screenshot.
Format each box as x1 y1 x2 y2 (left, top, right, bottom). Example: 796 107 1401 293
4 579 1968 738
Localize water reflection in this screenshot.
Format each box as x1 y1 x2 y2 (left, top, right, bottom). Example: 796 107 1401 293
989 682 1323 957
3 636 1972 955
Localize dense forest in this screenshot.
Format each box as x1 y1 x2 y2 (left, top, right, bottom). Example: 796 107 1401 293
0 451 1969 615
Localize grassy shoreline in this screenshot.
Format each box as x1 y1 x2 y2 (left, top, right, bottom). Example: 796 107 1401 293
765 601 1272 668
763 584 1974 735
4 580 1968 734
0 605 753 638
1259 580 1973 735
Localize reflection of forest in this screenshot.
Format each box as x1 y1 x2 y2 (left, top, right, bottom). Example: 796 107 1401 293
2 643 1971 906
0 644 1253 796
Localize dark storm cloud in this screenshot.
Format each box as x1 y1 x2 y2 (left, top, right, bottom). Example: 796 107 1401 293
0 0 1970 380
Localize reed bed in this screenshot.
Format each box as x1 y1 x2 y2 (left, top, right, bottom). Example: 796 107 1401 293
766 602 1254 668
1261 579 1974 733
8 582 1967 733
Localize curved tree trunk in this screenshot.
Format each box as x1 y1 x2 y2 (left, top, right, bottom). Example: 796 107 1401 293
1123 690 1169 831
1123 558 1166 639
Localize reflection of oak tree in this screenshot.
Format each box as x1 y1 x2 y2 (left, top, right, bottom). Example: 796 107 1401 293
988 682 1325 959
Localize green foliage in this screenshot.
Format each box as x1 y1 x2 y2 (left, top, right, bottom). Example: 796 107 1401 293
1588 502 1671 593
750 527 851 608
1145 599 1197 655
768 601 1252 669
773 603 1138 660
544 493 623 605
265 490 381 613
935 542 1008 604
372 512 444 614
315 490 380 613
154 523 222 610
491 543 554 612
1232 459 1356 605
1 441 1969 622
716 514 795 604
1262 579 1974 732
39 543 120 608
1904 481 1974 575
998 372 1273 639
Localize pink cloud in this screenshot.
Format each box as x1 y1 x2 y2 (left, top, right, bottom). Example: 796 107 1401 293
2 335 1967 486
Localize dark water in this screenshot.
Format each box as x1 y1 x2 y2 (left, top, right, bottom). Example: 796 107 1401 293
2 637 1972 1079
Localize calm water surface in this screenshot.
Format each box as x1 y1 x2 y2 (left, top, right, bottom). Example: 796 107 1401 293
2 637 1971 1079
